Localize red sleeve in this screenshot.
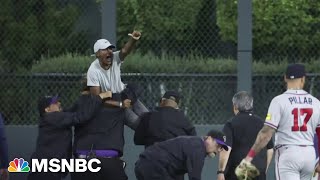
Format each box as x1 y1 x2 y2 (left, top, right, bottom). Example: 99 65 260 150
316 127 320 154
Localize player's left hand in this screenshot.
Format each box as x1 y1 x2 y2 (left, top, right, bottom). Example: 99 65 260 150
128 31 141 40
235 159 260 180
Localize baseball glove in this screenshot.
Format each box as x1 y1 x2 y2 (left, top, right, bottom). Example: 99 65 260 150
235 159 260 180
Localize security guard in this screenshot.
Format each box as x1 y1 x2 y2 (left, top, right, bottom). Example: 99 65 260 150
135 129 229 180
134 90 196 148
71 76 138 180
217 91 274 180
28 91 111 180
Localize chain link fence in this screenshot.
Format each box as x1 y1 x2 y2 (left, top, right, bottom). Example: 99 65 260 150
1 0 319 125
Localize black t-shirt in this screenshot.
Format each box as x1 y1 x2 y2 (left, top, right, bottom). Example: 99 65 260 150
223 111 274 179
32 94 103 159
74 106 126 156
134 106 196 147
138 136 206 180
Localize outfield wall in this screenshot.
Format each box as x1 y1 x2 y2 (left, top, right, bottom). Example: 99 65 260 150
5 125 276 180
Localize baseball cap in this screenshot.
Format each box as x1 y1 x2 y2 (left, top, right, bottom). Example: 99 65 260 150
93 39 115 53
286 63 306 79
207 129 229 151
162 91 182 103
38 95 59 117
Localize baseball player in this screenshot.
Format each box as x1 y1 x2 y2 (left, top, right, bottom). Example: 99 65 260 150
237 64 320 180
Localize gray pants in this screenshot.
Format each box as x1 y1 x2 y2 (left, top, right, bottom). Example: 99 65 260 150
275 145 316 180
124 100 149 130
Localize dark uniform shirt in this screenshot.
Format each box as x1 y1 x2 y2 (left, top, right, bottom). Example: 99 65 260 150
0 113 8 169
74 105 126 156
137 136 206 180
31 94 102 160
223 111 274 179
134 106 196 147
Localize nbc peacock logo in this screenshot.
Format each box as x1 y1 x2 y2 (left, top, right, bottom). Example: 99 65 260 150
8 158 30 172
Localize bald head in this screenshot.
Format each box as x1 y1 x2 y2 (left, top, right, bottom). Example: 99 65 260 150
160 98 178 109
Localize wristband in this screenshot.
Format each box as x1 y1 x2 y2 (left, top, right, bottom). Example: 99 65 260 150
119 101 123 108
247 149 256 158
217 170 224 174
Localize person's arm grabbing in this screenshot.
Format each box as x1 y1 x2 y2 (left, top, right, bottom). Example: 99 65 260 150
134 113 150 145
53 92 111 127
89 86 101 95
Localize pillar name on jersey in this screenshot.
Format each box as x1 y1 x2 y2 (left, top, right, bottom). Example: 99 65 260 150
288 96 312 105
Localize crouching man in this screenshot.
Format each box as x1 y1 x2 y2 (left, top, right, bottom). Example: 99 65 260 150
135 129 228 180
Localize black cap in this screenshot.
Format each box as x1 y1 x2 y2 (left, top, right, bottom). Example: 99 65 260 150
207 129 229 151
38 95 59 117
286 64 306 79
162 91 182 103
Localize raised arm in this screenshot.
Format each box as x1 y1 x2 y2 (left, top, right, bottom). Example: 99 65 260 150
119 31 141 61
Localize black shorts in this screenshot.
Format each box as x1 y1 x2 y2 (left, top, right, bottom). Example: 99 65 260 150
71 157 127 180
27 172 65 180
135 158 180 180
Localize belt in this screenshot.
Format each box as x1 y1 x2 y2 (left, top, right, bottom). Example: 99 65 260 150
274 144 311 150
77 150 119 158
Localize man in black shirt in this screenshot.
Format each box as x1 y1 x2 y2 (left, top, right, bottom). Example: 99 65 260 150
71 76 139 180
134 90 196 148
135 129 229 180
28 92 111 180
217 91 274 180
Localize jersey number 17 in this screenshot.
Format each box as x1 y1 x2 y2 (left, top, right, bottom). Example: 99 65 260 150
291 108 313 132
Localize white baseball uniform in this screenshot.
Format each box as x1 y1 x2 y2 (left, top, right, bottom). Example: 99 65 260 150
264 89 320 180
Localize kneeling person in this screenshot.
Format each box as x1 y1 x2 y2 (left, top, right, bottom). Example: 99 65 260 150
135 129 228 180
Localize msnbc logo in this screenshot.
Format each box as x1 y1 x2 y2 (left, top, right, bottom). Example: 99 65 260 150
8 158 30 172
